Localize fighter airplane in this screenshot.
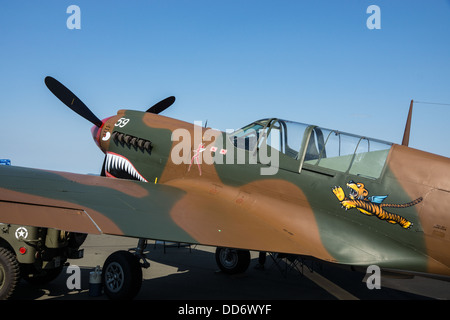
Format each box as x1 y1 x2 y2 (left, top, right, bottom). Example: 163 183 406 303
0 77 449 299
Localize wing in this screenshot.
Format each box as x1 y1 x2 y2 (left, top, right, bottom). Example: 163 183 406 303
0 165 433 271
0 165 192 241
0 165 332 260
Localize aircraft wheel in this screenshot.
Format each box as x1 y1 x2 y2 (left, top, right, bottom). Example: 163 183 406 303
0 247 20 300
215 247 250 275
102 250 142 300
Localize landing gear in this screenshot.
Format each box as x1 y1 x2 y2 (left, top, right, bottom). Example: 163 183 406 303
102 250 142 300
102 238 149 300
215 247 250 275
101 241 252 299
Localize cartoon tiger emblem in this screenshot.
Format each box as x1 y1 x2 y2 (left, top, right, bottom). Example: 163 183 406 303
332 180 422 229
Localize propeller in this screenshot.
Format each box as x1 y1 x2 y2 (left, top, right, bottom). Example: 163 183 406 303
146 96 175 114
45 76 175 177
44 76 103 127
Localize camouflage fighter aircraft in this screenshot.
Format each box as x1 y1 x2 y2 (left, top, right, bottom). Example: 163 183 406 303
0 77 449 299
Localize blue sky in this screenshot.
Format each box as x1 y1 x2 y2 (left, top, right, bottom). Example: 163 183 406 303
1 0 449 174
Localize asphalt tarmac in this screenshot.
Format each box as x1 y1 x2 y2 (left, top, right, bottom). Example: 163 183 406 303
10 234 450 301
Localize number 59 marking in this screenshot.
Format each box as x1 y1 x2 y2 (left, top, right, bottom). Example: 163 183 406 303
115 118 130 128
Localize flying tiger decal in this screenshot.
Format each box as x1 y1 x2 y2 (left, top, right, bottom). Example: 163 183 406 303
332 180 422 229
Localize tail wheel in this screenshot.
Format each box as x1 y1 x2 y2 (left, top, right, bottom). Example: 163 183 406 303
102 250 142 300
215 247 250 275
0 247 20 300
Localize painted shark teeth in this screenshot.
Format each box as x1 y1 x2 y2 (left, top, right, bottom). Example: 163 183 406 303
105 152 148 182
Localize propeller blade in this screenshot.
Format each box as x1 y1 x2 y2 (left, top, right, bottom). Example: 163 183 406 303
100 156 107 177
45 76 103 127
146 96 175 114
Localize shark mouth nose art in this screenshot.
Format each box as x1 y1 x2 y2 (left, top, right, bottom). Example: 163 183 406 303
105 152 148 182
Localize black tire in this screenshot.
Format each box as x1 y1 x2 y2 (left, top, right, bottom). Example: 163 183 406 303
102 250 142 300
215 247 250 275
0 247 20 300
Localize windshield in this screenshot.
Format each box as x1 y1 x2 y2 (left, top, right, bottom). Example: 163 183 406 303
229 119 270 151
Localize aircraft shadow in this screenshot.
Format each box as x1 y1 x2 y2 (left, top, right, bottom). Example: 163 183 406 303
10 242 437 300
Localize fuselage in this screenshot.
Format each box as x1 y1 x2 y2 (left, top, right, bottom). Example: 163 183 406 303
93 110 450 277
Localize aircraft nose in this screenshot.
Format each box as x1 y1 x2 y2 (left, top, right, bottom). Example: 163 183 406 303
91 116 113 151
91 123 102 148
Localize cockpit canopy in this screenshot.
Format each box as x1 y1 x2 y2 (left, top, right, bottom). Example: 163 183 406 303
229 118 392 179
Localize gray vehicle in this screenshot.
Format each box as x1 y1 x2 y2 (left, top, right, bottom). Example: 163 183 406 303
0 223 85 299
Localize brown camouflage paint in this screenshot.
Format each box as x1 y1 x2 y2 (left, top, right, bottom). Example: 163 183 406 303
388 144 450 275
